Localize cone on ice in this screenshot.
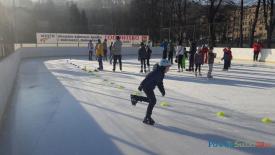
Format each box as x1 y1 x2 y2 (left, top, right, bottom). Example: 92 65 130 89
160 101 170 107
216 112 225 117
261 117 272 124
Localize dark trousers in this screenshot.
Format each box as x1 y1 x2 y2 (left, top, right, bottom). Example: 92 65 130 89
103 49 108 61
195 64 201 72
113 55 122 71
224 60 230 70
140 58 146 71
109 54 113 64
89 50 93 60
146 58 150 69
168 54 173 64
189 54 195 71
178 55 184 69
133 89 156 118
162 50 167 59
253 52 259 61
97 56 103 70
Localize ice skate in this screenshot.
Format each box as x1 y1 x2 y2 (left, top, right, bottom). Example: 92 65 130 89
143 116 155 125
130 94 138 106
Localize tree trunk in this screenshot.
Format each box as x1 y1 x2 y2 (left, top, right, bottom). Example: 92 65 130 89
267 0 274 48
209 20 216 46
240 0 244 47
249 0 261 47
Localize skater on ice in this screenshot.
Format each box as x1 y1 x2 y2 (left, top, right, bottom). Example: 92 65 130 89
175 41 185 72
109 42 113 64
207 47 216 79
168 41 175 65
194 47 203 77
138 42 148 73
146 42 152 72
252 40 263 62
103 39 108 61
222 47 233 71
187 39 197 72
130 59 171 125
88 40 94 61
95 39 104 71
112 36 123 72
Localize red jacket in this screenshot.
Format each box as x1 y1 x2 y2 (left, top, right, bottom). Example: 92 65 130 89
252 43 262 53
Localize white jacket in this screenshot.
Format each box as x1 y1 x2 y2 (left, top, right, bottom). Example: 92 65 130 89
88 42 94 50
176 46 185 56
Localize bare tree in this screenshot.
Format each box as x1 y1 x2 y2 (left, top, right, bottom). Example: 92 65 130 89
249 0 261 47
263 0 274 48
239 0 243 47
207 0 223 46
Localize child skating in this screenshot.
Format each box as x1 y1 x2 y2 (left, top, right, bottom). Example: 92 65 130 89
176 42 184 72
207 47 216 79
194 47 203 77
130 59 171 125
138 42 147 73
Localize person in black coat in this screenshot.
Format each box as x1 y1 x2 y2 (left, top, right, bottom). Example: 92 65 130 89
146 44 152 72
130 59 171 125
138 42 147 73
187 39 197 72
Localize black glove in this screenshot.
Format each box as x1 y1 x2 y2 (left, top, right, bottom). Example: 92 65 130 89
138 85 143 91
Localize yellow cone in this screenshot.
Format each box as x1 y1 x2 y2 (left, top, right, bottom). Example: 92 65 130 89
261 117 272 124
160 101 170 107
118 86 124 89
132 91 141 96
216 112 225 117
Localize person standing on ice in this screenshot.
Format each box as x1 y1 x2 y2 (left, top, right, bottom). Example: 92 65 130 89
95 39 104 71
160 40 168 59
194 47 203 77
176 41 184 72
207 47 216 78
109 42 113 64
221 47 233 71
252 40 263 62
201 44 209 64
112 36 123 72
130 59 171 125
146 42 152 72
187 39 197 72
88 40 94 61
168 41 176 65
138 42 148 73
103 39 108 61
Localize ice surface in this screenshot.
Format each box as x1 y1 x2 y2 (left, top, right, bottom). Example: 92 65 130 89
0 56 275 155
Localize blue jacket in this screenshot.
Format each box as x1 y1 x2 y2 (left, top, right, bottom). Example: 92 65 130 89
160 42 168 50
139 65 165 94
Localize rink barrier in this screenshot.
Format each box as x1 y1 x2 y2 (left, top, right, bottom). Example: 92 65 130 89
1 46 275 125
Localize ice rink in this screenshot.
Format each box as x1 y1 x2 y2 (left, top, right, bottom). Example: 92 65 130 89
0 56 275 155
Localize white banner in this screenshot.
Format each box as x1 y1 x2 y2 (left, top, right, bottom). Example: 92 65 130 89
37 33 149 47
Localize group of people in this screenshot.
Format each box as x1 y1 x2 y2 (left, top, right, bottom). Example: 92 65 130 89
87 36 123 72
159 40 220 78
86 38 264 126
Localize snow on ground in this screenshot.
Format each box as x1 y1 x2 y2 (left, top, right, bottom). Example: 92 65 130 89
0 56 275 155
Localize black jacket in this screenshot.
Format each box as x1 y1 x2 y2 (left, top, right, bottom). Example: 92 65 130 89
139 65 165 94
190 42 197 55
208 52 216 64
138 46 147 59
